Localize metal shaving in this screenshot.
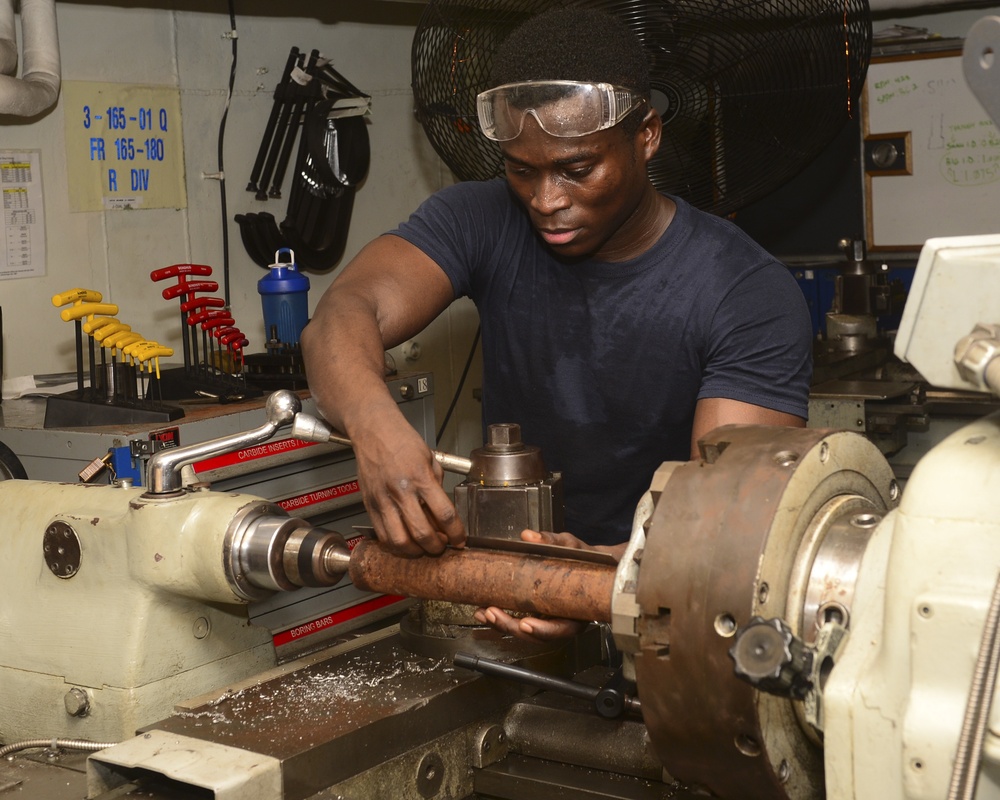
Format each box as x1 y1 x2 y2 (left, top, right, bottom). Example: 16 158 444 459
172 646 457 739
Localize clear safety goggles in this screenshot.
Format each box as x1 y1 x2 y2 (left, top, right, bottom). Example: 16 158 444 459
476 80 645 142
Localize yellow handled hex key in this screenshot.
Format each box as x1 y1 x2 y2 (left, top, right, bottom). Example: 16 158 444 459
62 305 120 393
83 316 121 335
93 323 132 400
133 343 174 363
53 291 118 394
102 329 144 403
51 288 103 307
106 331 144 356
128 340 166 368
59 302 119 323
123 340 153 398
133 343 174 388
93 322 131 343
122 339 153 361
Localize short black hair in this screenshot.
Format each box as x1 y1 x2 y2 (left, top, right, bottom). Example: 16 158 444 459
488 6 650 98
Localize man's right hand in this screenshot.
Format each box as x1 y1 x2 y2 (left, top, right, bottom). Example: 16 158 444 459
350 418 467 557
299 233 464 556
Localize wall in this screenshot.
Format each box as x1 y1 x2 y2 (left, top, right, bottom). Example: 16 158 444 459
872 3 1000 34
2 1 996 464
0 0 483 457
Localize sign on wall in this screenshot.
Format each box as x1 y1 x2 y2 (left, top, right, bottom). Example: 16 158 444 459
62 81 187 212
863 50 1000 250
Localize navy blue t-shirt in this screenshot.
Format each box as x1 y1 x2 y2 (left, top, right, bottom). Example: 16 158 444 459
393 178 812 545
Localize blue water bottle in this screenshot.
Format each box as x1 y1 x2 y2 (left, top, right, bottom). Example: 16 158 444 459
258 248 310 347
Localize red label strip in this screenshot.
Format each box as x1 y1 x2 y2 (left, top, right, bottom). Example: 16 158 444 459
272 594 407 647
276 479 360 512
193 437 318 473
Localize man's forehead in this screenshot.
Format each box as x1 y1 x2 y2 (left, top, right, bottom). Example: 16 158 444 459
499 121 615 162
510 93 592 123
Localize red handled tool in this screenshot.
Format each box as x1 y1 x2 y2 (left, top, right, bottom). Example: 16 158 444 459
217 328 249 370
151 265 216 374
163 281 219 375
149 263 257 402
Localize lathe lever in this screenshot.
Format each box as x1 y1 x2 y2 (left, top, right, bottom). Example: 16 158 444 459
453 652 641 719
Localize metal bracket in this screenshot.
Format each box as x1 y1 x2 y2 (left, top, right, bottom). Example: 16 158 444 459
964 16 1000 128
803 620 850 733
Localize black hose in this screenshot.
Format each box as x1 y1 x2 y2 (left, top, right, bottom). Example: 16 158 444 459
436 325 480 444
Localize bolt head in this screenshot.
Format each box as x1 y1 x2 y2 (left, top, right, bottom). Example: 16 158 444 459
64 687 90 717
487 423 522 448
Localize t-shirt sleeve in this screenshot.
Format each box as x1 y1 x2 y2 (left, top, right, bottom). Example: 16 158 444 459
389 180 509 299
697 261 813 419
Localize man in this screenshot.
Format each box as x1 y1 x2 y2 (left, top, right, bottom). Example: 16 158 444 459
301 8 812 636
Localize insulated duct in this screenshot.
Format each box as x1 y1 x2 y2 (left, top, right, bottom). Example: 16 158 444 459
0 0 60 117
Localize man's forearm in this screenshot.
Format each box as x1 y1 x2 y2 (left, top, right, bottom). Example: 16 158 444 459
301 300 404 437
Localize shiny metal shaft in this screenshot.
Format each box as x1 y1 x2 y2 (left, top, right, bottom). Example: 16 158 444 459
291 413 472 475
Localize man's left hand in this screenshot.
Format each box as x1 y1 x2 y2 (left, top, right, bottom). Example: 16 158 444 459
472 529 625 642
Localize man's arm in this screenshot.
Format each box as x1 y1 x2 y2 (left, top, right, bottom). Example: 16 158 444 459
690 397 805 459
300 234 466 556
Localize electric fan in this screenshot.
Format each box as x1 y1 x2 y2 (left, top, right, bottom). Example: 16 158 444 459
411 0 871 216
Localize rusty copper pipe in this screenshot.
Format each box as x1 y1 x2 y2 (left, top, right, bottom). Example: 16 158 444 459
349 539 615 623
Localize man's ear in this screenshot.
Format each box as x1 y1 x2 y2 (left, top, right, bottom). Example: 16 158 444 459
638 108 662 163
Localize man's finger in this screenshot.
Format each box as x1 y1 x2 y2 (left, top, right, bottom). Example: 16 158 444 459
422 490 467 547
371 500 426 558
518 617 586 640
395 493 451 555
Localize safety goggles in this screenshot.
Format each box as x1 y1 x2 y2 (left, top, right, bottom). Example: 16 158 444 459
476 80 645 142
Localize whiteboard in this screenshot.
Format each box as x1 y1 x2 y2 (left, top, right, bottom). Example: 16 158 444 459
864 51 1000 250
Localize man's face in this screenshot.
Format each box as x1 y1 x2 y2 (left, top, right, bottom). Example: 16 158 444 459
499 112 655 262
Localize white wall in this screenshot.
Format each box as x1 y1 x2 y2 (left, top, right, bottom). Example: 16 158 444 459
0 0 483 456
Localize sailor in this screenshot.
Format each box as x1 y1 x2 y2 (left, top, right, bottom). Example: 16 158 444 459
301 7 812 639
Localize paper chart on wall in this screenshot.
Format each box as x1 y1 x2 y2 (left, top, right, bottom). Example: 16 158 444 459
0 150 46 280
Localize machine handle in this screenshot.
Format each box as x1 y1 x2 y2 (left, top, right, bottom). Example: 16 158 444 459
146 390 302 494
729 616 814 699
453 652 641 719
290 412 473 476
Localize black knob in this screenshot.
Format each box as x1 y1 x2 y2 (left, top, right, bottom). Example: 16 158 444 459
729 616 813 699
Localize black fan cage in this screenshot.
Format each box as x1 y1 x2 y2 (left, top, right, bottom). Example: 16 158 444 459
411 0 872 217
